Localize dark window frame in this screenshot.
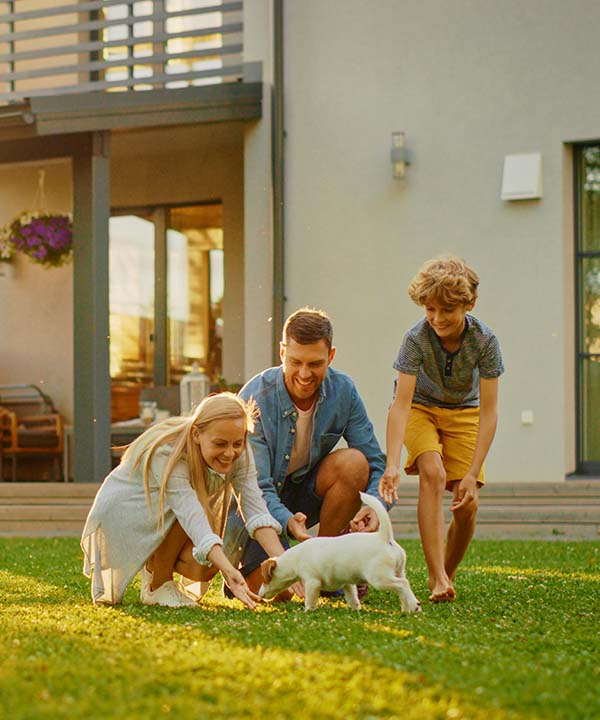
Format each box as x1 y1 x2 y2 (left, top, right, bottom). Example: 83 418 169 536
573 144 600 476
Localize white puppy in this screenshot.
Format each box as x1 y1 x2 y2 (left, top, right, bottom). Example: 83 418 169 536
259 492 421 612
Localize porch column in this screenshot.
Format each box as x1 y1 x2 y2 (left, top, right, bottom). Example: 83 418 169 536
72 131 111 483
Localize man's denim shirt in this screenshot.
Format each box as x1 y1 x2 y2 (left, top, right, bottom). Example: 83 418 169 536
239 366 387 535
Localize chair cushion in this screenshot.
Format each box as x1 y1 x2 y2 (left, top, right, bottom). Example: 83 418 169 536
17 428 59 448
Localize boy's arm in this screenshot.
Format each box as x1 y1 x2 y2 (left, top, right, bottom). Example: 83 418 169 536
380 372 417 504
453 376 499 508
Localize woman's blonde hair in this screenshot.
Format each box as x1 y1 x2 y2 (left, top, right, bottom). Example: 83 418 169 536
120 392 258 533
408 254 479 308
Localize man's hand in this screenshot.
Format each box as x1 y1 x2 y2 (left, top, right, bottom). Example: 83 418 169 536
379 465 400 505
287 512 311 541
349 506 379 533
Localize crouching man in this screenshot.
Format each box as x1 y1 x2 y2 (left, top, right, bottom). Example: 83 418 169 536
224 307 388 598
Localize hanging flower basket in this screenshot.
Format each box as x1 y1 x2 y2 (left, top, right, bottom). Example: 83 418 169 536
1 211 73 268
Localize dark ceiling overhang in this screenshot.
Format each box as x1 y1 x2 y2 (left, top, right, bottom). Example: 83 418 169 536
0 81 262 141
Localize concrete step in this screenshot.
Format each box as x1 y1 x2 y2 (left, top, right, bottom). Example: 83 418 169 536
0 483 101 505
0 481 599 539
390 481 600 540
392 480 600 498
0 482 100 500
0 482 100 536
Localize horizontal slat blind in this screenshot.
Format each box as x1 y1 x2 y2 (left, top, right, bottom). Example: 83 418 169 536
0 0 244 104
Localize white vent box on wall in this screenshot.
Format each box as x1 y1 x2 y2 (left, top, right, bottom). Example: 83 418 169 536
501 152 543 200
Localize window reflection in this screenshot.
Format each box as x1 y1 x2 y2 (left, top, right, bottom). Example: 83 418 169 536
168 205 223 383
109 215 155 383
109 204 223 421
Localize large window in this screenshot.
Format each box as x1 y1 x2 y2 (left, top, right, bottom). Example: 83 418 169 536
575 146 600 474
109 202 223 420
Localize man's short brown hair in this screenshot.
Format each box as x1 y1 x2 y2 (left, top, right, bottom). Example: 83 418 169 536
282 307 333 350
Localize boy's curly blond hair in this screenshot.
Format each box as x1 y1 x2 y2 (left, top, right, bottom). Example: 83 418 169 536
408 254 479 307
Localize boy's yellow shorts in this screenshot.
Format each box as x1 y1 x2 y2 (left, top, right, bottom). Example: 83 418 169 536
404 403 485 485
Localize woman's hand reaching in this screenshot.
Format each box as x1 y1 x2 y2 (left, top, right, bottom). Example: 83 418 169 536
221 567 262 610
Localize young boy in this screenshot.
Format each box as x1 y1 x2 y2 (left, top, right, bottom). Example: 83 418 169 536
380 255 503 602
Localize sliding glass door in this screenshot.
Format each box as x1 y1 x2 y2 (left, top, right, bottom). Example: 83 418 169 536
109 202 223 421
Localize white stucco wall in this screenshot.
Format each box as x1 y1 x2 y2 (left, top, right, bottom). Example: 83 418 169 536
0 161 74 421
270 0 600 482
243 0 277 378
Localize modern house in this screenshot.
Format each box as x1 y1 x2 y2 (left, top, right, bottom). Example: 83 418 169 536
0 0 598 486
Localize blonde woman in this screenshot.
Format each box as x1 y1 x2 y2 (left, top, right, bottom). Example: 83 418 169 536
82 393 287 609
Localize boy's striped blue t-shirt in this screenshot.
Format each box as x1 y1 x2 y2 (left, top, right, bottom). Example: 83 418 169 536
393 315 504 408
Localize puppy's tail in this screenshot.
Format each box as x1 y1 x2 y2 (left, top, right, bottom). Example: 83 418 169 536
359 491 395 545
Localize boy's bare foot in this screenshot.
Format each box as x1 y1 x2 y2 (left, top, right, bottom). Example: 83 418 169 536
428 577 456 602
429 586 456 602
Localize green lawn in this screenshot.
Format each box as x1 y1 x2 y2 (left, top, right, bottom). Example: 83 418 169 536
0 537 598 720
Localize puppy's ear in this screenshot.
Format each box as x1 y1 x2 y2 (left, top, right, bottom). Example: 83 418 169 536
261 557 278 582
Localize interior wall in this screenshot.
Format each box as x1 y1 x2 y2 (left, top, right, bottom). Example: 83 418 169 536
279 0 600 482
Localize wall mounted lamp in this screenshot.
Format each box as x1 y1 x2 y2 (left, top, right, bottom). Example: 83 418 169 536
390 131 413 180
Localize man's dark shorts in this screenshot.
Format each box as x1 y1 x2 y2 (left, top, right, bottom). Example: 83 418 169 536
225 462 324 577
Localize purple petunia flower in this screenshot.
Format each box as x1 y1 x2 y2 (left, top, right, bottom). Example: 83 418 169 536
10 212 72 267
